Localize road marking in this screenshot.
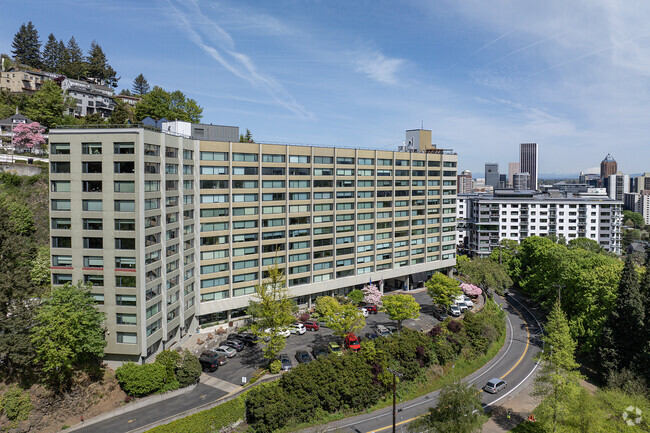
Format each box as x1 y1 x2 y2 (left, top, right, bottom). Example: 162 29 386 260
128 419 135 423
499 296 530 379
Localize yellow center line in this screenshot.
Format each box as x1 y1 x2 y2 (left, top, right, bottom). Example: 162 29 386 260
369 296 532 433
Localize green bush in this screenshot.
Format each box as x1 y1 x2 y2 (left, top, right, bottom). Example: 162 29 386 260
146 393 246 433
176 350 201 387
115 362 167 397
1 386 32 421
155 350 181 384
268 359 281 374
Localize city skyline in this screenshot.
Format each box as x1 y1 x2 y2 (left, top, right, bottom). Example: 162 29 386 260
2 1 650 175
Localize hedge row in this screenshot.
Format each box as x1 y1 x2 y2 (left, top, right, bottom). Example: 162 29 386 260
146 393 246 433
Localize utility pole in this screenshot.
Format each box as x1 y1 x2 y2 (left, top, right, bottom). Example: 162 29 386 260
388 368 403 433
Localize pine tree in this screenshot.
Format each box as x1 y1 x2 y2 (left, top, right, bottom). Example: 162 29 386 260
86 41 107 83
11 22 41 68
132 73 150 95
63 37 86 79
533 298 583 433
57 39 68 73
598 255 644 382
41 34 59 72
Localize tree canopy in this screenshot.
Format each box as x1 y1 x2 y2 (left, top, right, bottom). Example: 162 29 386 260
324 303 365 338
132 73 150 95
11 22 41 68
85 40 119 87
425 272 462 309
23 80 72 129
381 294 420 329
623 210 646 228
134 86 203 122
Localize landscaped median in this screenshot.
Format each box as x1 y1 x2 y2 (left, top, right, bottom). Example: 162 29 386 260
144 299 507 433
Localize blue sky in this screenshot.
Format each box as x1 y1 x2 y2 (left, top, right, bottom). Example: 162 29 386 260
3 0 650 176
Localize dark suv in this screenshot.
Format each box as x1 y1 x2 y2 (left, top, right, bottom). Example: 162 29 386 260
233 333 259 346
432 307 448 321
198 354 221 373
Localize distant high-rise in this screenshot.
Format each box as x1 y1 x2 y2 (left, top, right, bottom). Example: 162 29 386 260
513 172 530 190
600 154 617 181
607 172 629 201
457 170 472 194
485 163 499 188
519 143 538 190
508 162 520 188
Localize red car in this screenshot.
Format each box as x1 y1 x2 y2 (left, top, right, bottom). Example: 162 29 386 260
303 321 320 331
344 333 361 352
363 305 378 314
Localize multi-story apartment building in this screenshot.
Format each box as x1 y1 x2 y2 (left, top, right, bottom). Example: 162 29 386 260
461 190 622 257
49 126 457 365
61 78 116 118
624 192 650 225
457 170 472 194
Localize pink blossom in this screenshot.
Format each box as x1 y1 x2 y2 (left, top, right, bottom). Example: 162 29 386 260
362 284 382 305
13 122 46 149
460 283 482 297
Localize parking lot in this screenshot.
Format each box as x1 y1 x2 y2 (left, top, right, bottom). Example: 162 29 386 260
201 289 467 386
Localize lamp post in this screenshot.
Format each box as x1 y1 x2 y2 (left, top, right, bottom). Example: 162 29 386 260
387 368 403 433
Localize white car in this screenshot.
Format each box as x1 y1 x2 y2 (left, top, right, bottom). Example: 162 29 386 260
265 328 291 338
457 301 469 313
357 307 369 317
290 323 306 335
217 345 237 358
449 305 461 317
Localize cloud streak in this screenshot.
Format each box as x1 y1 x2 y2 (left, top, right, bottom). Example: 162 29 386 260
165 0 312 119
353 48 406 85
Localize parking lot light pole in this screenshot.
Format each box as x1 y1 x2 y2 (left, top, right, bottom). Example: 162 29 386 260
388 368 403 433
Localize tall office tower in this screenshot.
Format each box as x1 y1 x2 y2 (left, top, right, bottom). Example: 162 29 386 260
513 172 530 190
499 174 507 188
633 172 650 193
457 170 472 194
607 172 630 201
49 125 457 366
485 163 499 188
600 154 617 182
508 162 520 188
519 143 538 190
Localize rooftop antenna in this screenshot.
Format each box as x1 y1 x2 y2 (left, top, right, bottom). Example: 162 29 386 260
421 120 423 129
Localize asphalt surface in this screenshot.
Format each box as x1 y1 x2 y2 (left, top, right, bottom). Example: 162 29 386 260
298 292 544 433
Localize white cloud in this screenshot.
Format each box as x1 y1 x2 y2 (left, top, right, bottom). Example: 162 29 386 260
353 49 406 85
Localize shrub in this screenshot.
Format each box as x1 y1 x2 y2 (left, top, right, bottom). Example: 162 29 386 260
1 387 32 421
268 359 281 374
176 350 201 387
115 362 167 397
347 289 365 305
155 350 181 384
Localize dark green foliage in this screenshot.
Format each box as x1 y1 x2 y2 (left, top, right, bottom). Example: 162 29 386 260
623 210 645 228
24 80 71 129
457 256 512 294
11 22 41 68
134 86 203 122
347 289 364 305
268 359 281 374
176 350 201 387
0 386 33 421
239 128 254 143
85 41 118 87
115 362 168 397
62 37 86 79
41 34 61 72
109 100 133 125
156 350 181 384
374 328 435 381
132 73 150 95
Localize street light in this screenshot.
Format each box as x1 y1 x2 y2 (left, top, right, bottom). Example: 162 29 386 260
387 368 403 433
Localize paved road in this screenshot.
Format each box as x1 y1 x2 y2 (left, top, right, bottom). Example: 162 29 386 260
298 292 543 432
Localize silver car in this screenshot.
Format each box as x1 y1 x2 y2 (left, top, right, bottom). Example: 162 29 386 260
484 378 507 394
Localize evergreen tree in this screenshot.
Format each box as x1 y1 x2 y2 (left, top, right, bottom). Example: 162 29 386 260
11 22 41 68
57 39 68 73
63 37 86 79
132 73 150 95
41 33 60 72
598 255 644 382
108 99 133 125
239 128 255 142
533 298 583 433
632 251 650 385
85 41 118 86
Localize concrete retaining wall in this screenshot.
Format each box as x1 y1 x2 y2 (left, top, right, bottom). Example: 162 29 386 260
0 163 43 176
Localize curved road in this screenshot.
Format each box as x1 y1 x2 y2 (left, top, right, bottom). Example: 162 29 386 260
300 292 544 433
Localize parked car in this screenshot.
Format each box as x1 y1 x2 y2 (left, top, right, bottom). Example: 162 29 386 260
449 305 461 317
328 341 343 356
364 332 379 341
201 351 227 365
363 305 378 314
233 333 259 345
432 307 448 321
313 346 328 358
223 339 245 351
208 348 233 360
290 323 306 335
374 324 392 337
483 378 507 394
457 301 469 313
265 328 291 338
279 353 292 371
198 354 221 373
295 350 312 364
344 333 361 352
357 307 369 317
303 320 320 331
217 345 237 358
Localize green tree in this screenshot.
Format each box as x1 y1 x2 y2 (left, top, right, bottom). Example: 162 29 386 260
11 22 41 68
457 257 513 294
533 298 583 433
409 378 484 433
425 272 462 309
62 36 86 79
239 128 254 143
567 237 603 253
176 350 201 387
347 289 365 305
314 295 341 318
325 303 365 338
31 281 106 389
41 33 61 72
24 80 71 128
381 294 420 330
86 41 118 87
598 255 645 382
624 210 645 228
247 263 296 360
488 239 522 278
108 99 133 124
30 245 50 289
132 73 150 95
134 86 203 122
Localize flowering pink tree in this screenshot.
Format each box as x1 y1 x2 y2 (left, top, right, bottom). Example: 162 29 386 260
13 122 46 151
460 283 482 297
362 284 382 305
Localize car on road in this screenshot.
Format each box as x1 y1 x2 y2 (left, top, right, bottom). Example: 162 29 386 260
201 351 227 365
432 307 448 321
198 354 221 373
279 353 292 371
449 305 461 317
217 345 237 358
303 320 320 331
295 350 312 364
328 341 343 356
363 305 378 314
344 333 361 352
223 339 245 351
357 307 369 317
484 378 507 394
374 324 392 337
290 323 306 335
233 333 259 346
313 346 328 358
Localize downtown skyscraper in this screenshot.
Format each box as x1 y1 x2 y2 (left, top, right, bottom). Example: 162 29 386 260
519 143 538 190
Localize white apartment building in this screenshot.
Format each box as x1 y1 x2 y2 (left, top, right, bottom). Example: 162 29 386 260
460 191 622 257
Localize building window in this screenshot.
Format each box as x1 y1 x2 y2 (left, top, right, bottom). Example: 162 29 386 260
82 142 102 154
